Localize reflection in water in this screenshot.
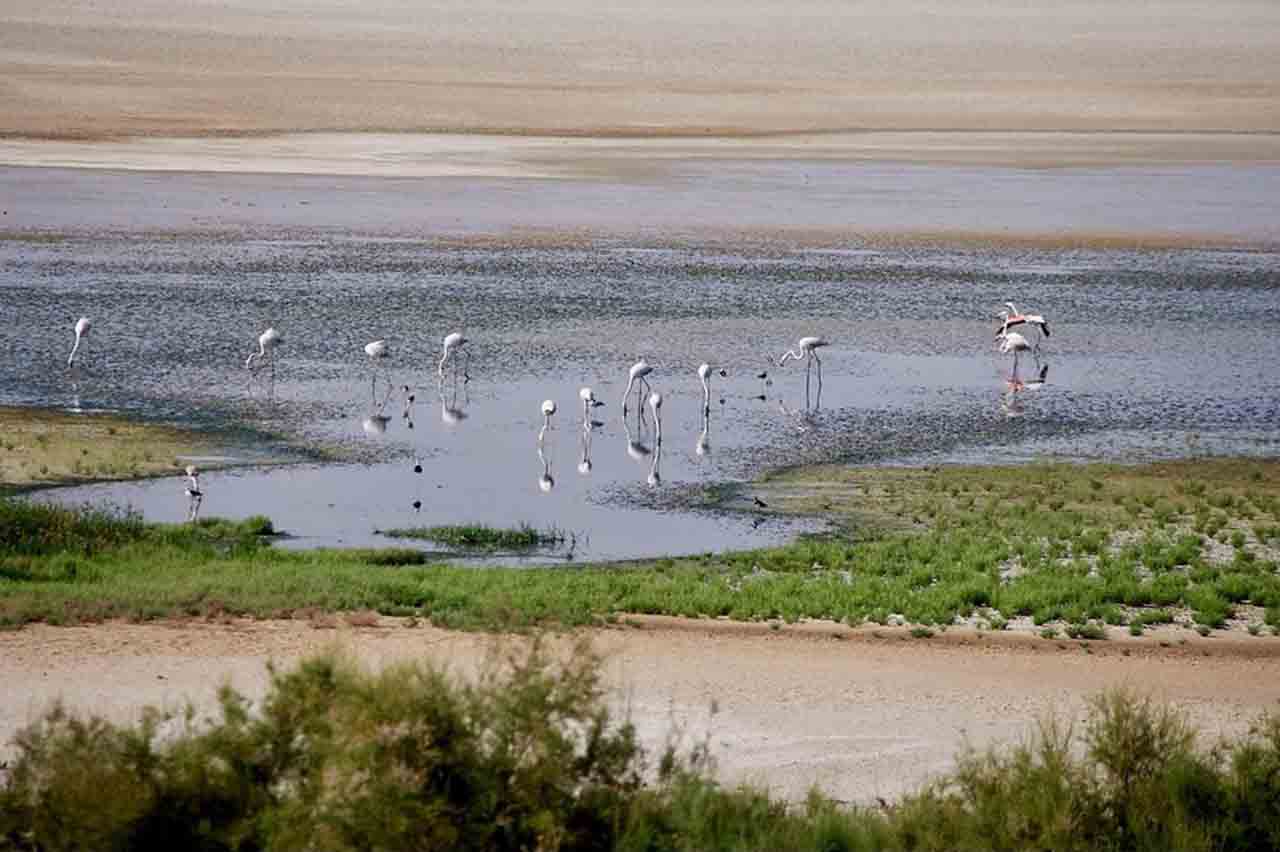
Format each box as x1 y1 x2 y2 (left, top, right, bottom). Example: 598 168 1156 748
578 424 594 474
439 382 469 425
362 413 391 436
623 407 653 466
647 440 663 487
1000 362 1050 418
537 443 555 492
695 406 711 456
400 384 416 430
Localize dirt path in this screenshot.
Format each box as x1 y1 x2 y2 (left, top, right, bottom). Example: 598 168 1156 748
4 617 1279 803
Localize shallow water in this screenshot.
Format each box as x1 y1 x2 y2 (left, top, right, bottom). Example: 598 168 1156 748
4 231 1280 559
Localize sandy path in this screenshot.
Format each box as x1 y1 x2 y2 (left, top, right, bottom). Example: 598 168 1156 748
4 618 1279 803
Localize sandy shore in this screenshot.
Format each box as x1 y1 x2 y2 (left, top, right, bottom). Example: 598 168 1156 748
4 618 1279 803
4 0 1280 161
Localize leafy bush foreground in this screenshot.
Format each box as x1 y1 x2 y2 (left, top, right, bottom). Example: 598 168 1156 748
2 643 1280 852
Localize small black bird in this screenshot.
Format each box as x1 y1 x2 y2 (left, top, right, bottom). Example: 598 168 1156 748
753 496 769 509
413 463 423 474
751 517 765 529
411 499 422 511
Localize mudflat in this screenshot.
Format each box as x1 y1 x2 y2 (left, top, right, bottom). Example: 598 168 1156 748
4 618 1278 803
3 0 1279 166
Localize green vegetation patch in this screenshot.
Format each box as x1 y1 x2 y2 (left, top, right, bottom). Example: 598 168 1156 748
380 523 564 550
1 458 1278 635
2 649 1279 851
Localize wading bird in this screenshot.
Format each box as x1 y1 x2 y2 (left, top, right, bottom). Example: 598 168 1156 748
579 386 605 427
777 336 829 386
698 363 727 413
996 302 1050 346
648 390 664 445
364 339 389 393
996 329 1034 375
245 327 282 371
621 359 653 414
539 399 556 444
67 317 91 368
438 332 468 380
183 465 203 523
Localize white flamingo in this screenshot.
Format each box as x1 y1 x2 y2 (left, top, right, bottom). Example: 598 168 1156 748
579 386 605 426
777 336 829 384
996 329 1034 375
538 399 556 444
183 464 203 522
621 359 653 414
67 317 91 368
697 363 727 412
245 327 282 370
648 390 664 445
438 332 468 379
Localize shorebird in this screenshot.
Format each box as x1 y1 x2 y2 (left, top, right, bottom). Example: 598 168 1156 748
579 386 605 426
183 465 203 523
67 317 91 368
438 332 468 380
621 358 653 414
777 336 829 382
996 329 1034 375
648 390 664 445
538 399 556 445
697 363 727 412
996 303 1050 346
245 327 282 370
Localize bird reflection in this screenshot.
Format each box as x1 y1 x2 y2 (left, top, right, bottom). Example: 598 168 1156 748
623 409 653 461
401 385 416 430
1000 363 1049 418
362 380 395 437
68 374 84 413
439 384 468 425
537 443 555 492
647 440 663 487
695 406 712 456
578 424 594 474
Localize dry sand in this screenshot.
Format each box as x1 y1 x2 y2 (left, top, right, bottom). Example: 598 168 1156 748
4 617 1279 803
3 0 1280 166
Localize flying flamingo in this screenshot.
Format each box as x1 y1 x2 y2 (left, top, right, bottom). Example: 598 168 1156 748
648 390 664 445
621 359 653 414
67 317 91 367
183 465 203 523
438 332 468 380
245 327 282 370
697 363 727 413
996 302 1050 346
777 336 829 384
579 386 605 427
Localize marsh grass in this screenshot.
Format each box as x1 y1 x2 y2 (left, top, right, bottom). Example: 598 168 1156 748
380 523 565 550
1 459 1279 635
1 651 1278 852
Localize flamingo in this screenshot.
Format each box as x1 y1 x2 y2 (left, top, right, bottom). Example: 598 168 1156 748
621 358 653 414
648 390 664 445
183 464 203 523
538 399 556 444
245 327 282 370
996 329 1034 375
777 336 829 385
697 363 727 413
579 386 605 426
438 332 468 380
67 317 91 368
996 302 1050 345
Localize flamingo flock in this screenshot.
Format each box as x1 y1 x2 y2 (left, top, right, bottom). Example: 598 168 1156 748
62 301 1051 518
